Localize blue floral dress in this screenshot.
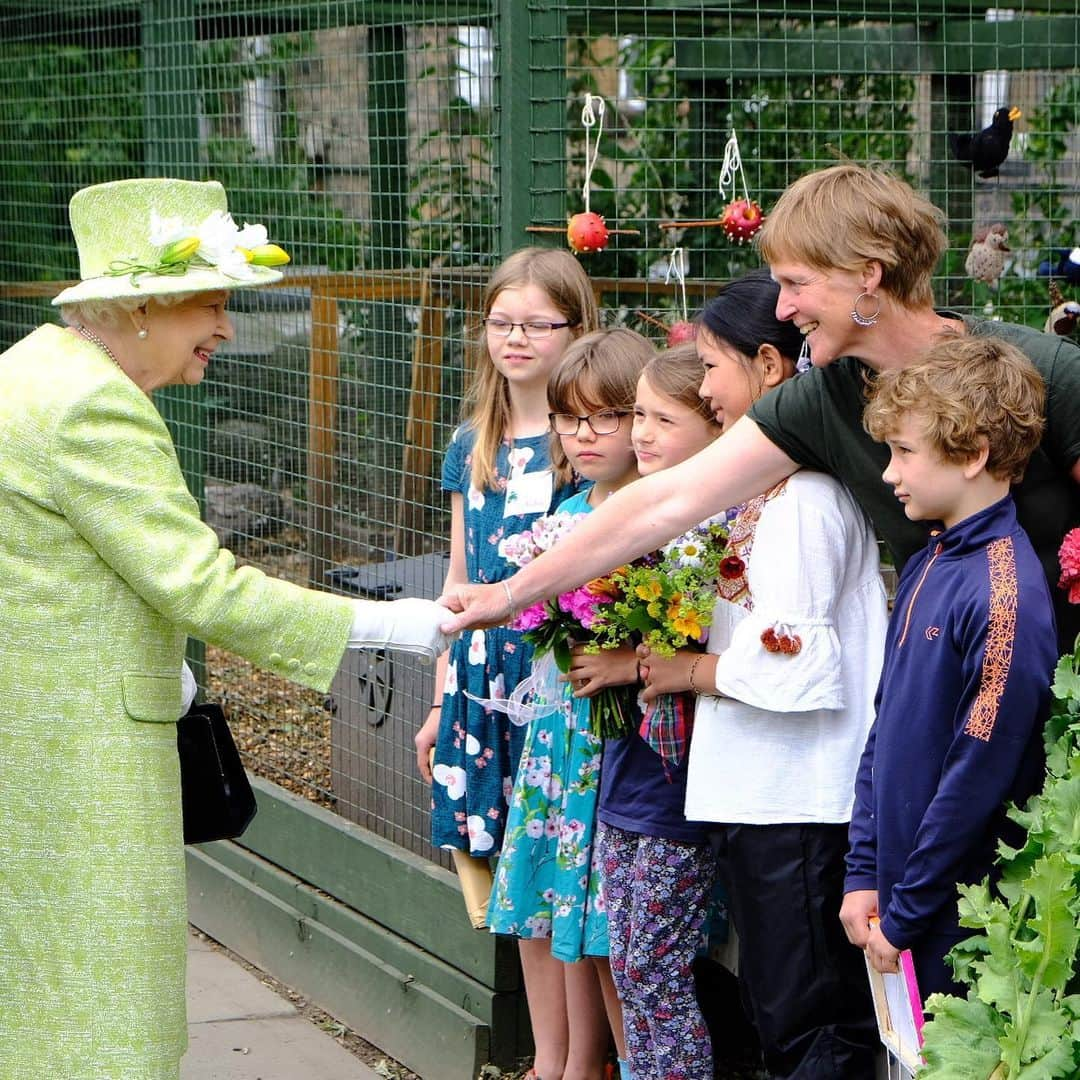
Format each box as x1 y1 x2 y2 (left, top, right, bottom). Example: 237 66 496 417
487 490 610 961
431 426 576 855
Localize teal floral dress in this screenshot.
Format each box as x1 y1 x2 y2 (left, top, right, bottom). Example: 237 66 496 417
431 425 576 854
487 490 610 961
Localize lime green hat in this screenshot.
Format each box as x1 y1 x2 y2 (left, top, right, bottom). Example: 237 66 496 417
52 177 289 306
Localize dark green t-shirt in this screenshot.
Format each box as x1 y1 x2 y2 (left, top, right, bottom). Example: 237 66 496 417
749 316 1080 649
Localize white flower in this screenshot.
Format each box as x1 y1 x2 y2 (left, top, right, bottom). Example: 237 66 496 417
467 815 495 853
432 764 467 800
149 210 188 246
236 221 269 248
196 210 242 262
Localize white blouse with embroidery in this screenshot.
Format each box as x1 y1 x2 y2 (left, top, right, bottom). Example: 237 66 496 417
684 470 889 825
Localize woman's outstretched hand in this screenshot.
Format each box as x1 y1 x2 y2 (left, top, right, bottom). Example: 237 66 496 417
439 581 513 633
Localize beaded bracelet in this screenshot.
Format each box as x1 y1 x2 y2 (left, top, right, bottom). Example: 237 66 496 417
688 654 707 696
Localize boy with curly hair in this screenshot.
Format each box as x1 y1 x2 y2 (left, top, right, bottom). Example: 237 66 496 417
841 335 1059 997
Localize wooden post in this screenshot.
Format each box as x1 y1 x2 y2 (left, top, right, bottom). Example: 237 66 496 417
395 272 445 556
308 288 340 585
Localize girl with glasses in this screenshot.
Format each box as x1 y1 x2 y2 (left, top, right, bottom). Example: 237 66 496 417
490 328 655 1080
416 247 598 1080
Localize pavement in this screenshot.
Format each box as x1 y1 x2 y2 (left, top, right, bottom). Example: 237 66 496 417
183 929 383 1080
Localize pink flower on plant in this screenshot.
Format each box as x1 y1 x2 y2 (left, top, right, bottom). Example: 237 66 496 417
1059 528 1080 604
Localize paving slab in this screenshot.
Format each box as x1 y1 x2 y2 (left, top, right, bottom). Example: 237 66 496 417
183 930 382 1080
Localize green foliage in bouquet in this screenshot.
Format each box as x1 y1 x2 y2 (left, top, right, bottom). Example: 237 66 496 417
589 516 736 658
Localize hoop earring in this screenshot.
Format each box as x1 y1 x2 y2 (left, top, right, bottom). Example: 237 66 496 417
137 328 149 340
850 292 881 328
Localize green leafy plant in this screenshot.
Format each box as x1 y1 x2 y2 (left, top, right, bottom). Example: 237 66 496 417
919 535 1080 1078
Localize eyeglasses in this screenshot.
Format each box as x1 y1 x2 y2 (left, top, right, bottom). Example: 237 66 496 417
548 410 630 436
483 318 574 340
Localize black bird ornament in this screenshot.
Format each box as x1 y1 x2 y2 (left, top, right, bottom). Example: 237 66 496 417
949 106 1022 179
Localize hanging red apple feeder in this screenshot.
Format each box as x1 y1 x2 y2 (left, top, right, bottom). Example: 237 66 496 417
659 130 765 245
525 94 638 253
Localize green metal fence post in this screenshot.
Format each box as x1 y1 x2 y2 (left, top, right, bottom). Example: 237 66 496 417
497 1 566 256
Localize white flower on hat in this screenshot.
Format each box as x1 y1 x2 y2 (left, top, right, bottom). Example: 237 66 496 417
149 210 189 247
195 210 259 281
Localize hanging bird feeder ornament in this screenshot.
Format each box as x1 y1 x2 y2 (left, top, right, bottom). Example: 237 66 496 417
526 94 638 253
717 131 764 244
659 130 765 245
664 248 696 344
635 248 696 346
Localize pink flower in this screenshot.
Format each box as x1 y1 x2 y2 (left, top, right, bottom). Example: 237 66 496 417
511 602 548 632
1059 528 1080 604
557 585 614 629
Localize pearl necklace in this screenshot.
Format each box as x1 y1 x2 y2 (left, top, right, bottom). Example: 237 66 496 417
76 324 121 367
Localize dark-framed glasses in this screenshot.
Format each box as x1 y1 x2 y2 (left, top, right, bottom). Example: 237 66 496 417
548 409 630 436
483 318 574 340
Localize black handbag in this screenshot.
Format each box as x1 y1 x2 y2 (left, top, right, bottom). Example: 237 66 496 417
177 702 258 845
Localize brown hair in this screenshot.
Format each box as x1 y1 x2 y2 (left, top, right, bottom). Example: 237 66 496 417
547 328 656 476
464 247 599 490
757 163 947 309
640 343 720 429
863 336 1046 482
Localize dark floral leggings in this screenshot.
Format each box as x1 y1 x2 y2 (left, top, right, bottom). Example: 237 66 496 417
596 822 716 1080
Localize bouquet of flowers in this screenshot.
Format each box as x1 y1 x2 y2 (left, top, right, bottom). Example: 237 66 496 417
585 512 739 770
589 513 739 657
497 511 638 738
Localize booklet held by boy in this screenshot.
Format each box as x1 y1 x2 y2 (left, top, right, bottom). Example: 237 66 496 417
864 919 925 1075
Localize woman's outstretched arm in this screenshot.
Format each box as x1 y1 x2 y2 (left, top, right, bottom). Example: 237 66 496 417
441 417 798 631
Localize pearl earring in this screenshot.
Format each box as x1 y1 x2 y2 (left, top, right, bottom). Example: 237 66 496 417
137 328 149 340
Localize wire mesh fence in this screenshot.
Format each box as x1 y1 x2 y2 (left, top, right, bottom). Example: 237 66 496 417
0 0 1076 868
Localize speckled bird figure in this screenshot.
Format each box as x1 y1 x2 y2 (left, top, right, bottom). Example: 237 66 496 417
949 106 1022 179
965 223 1010 286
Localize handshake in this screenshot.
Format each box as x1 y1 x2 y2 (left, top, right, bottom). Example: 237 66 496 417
348 597 462 663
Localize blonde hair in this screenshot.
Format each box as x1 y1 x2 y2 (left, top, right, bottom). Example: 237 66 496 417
547 328 656 477
757 163 947 309
863 336 1046 483
464 247 599 490
640 343 719 430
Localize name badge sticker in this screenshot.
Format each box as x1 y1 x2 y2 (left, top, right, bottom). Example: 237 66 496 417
504 469 554 517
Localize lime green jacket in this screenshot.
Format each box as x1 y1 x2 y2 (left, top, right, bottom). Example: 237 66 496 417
0 324 353 1079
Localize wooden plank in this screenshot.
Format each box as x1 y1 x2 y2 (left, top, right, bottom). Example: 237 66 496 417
395 273 446 556
236 777 521 991
307 288 339 585
192 839 519 1027
186 845 512 1079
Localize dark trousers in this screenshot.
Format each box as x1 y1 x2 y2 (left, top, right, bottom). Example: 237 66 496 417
709 823 880 1080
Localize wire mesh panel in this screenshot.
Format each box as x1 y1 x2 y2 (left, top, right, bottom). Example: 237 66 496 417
0 0 1077 871
548 1 1078 335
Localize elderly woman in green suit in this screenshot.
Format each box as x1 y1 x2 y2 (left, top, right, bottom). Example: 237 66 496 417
0 178 451 1080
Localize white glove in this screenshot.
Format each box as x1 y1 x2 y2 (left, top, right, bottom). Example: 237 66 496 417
180 661 199 712
347 597 457 664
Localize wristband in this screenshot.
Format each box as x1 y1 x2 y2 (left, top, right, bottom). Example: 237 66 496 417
501 579 516 619
688 654 707 696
